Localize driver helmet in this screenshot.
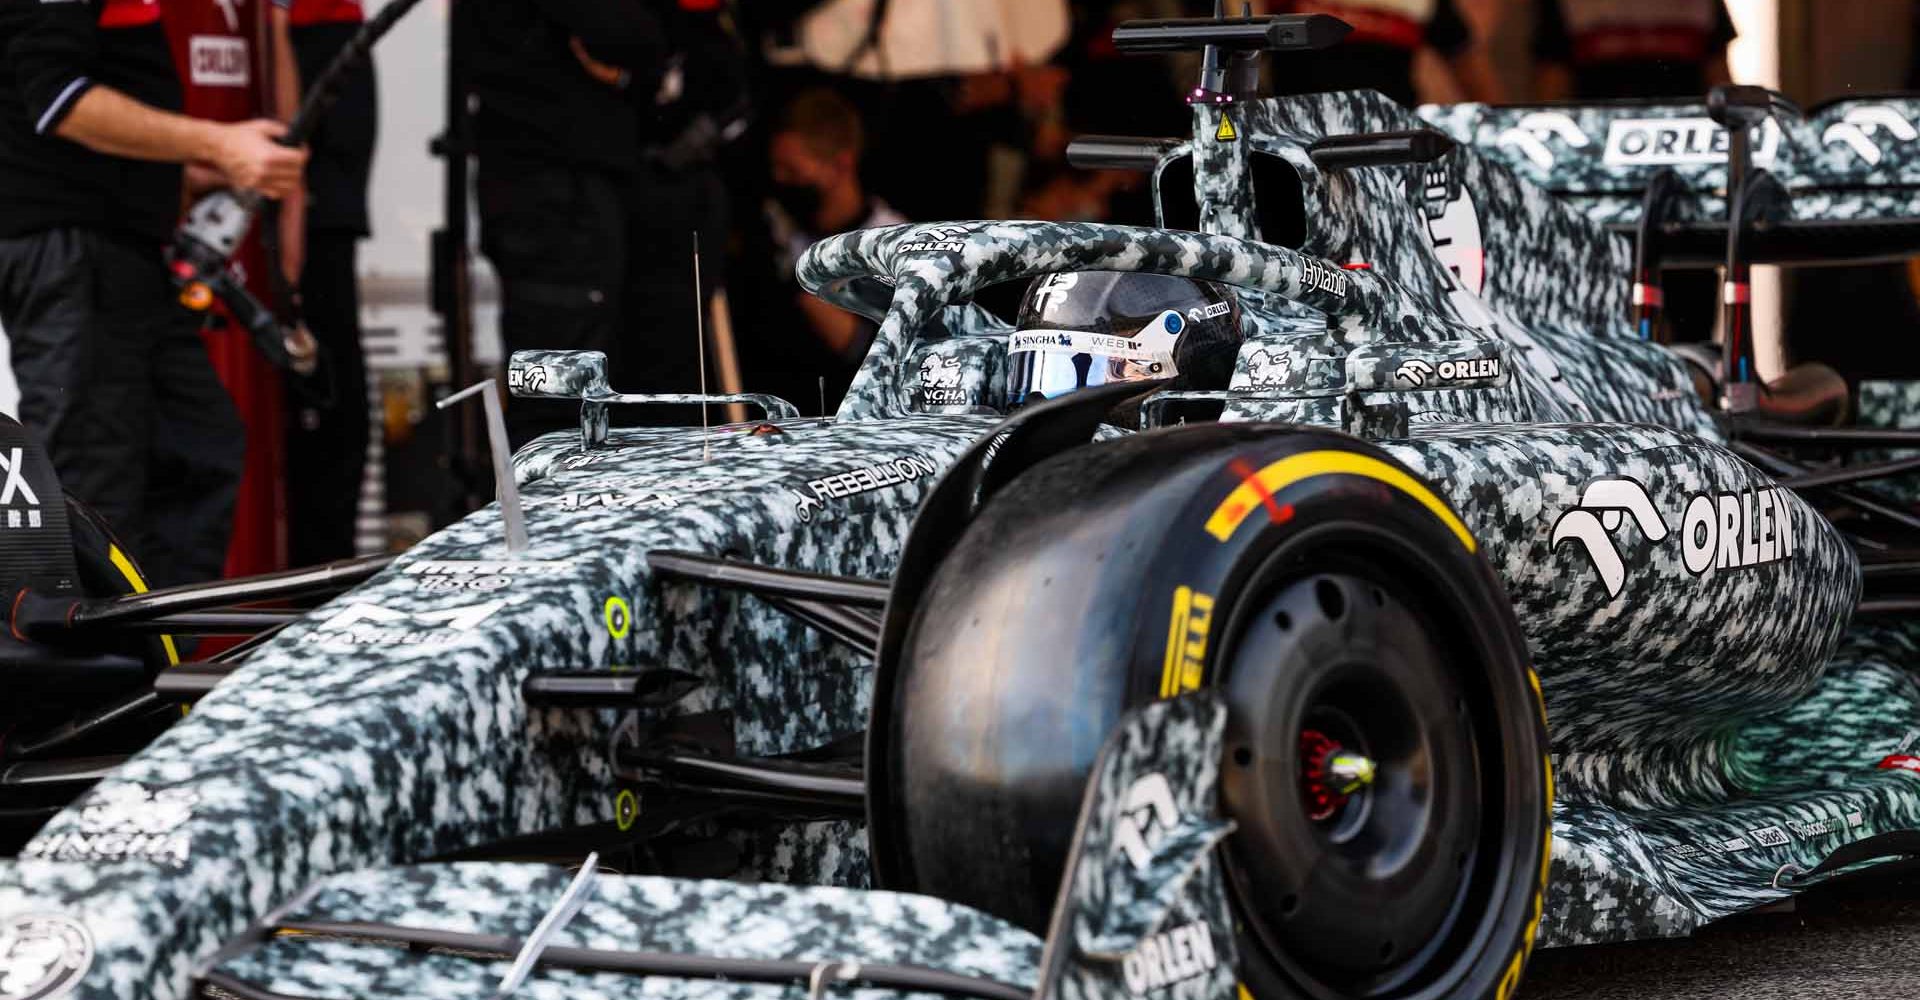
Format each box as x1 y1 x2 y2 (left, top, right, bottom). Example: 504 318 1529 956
1006 271 1242 407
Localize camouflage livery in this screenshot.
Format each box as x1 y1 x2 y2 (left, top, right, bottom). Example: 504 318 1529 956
1421 97 1920 224
192 695 1234 1000
1 76 1918 1000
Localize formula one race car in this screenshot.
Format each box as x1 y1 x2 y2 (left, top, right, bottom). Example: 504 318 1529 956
7 11 1920 1000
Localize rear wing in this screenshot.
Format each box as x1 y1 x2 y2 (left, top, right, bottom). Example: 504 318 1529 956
1421 95 1920 263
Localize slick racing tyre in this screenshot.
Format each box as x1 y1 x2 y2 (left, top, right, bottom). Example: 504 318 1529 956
873 424 1551 1000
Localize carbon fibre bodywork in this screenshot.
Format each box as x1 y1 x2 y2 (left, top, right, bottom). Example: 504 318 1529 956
0 83 1915 999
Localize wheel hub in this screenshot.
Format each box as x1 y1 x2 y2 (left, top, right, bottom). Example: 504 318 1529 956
1299 729 1376 822
1220 567 1485 993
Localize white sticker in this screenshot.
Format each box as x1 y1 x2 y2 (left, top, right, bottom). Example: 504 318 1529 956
0 915 93 1000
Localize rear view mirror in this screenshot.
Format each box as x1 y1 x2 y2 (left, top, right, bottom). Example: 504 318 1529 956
507 350 609 399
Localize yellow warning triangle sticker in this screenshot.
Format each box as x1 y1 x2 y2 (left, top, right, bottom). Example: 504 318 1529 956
1215 116 1237 142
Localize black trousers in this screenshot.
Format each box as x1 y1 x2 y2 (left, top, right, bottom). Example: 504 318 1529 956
0 228 244 588
477 159 627 449
620 163 727 426
286 229 370 566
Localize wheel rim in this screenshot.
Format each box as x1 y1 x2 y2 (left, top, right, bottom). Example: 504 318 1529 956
1217 530 1515 999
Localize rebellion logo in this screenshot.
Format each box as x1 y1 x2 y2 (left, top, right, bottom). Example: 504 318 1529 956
790 455 940 522
1552 478 1795 598
301 600 506 647
1602 117 1780 167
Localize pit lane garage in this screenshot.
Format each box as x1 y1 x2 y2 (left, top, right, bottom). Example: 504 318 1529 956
9 5 1920 1000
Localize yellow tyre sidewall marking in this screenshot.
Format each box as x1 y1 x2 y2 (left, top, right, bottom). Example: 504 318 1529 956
1205 451 1475 552
109 545 179 667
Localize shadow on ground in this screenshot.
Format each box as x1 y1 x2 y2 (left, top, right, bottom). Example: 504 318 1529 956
1523 866 1920 999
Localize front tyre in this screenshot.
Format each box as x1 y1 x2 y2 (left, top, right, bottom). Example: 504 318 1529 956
873 424 1551 1000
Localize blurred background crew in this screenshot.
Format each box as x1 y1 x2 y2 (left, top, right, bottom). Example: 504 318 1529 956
288 0 377 565
617 1 749 421
1268 0 1506 105
1530 0 1738 350
766 87 905 411
0 0 305 587
470 0 666 447
1532 0 1735 100
165 0 308 579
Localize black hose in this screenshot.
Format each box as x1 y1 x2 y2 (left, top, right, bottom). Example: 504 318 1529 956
284 0 429 146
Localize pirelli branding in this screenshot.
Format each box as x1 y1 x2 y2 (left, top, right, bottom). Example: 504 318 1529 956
1161 586 1213 697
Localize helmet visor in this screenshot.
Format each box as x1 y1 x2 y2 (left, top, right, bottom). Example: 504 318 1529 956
1004 312 1182 406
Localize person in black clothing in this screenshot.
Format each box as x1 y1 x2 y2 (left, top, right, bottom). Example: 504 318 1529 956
615 2 746 419
1267 0 1505 106
1532 0 1735 101
287 0 377 565
469 0 667 447
1533 0 1736 351
0 0 307 587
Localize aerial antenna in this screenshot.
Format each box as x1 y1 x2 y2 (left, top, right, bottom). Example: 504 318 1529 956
437 378 528 555
694 231 710 460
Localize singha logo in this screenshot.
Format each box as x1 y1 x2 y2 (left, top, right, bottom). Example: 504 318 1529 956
918 355 963 389
508 364 549 394
79 784 198 837
1112 772 1180 872
1822 105 1919 166
1550 479 1668 598
1495 111 1590 170
1243 348 1291 389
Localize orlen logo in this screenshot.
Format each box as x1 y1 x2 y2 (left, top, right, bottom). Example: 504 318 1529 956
1552 479 1797 598
1602 117 1780 167
1821 105 1919 166
898 225 971 254
1550 479 1667 598
188 36 249 88
1495 111 1590 170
